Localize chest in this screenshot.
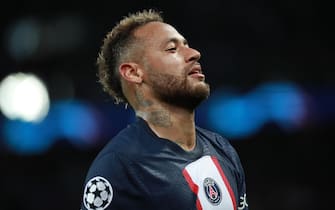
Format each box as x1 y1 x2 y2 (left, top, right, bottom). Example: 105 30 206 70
136 155 238 210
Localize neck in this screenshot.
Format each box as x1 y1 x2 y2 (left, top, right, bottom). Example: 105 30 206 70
136 103 196 151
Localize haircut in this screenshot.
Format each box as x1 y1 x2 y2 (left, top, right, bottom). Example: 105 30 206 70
96 9 164 104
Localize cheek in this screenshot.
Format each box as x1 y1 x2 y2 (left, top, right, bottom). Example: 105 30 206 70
150 54 184 72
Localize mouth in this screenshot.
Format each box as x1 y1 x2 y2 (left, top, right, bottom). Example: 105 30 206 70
188 64 205 80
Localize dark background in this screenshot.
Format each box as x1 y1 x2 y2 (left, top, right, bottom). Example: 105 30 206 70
1 0 334 210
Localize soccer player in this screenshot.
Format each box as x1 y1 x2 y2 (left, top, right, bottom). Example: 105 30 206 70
81 9 248 210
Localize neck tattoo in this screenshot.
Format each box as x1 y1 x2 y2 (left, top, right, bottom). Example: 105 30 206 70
135 89 153 107
148 110 172 127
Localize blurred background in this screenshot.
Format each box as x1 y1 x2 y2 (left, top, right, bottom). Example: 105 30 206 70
1 0 334 209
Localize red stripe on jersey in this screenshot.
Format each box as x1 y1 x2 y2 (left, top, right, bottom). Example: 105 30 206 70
182 169 203 210
211 156 237 210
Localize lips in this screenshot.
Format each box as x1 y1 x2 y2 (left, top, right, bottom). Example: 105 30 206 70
188 64 205 80
188 64 202 75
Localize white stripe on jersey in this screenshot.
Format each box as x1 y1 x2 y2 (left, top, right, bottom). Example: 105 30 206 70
182 155 236 210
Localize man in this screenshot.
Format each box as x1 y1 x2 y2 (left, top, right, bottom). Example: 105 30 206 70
81 9 248 210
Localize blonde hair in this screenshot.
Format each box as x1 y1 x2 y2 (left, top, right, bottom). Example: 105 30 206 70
97 9 164 104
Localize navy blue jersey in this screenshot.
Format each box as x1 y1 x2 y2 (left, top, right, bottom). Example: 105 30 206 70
81 117 248 210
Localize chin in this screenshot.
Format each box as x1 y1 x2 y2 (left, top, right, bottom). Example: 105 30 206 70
193 81 210 96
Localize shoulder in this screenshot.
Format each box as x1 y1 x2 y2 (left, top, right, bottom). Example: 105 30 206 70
98 118 148 157
83 120 139 175
85 118 153 176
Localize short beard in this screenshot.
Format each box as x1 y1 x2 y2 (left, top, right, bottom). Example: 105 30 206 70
147 70 210 111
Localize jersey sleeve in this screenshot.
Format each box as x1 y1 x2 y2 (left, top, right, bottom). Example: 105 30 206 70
80 152 148 210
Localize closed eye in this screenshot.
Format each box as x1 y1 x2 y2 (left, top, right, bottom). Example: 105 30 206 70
166 47 177 52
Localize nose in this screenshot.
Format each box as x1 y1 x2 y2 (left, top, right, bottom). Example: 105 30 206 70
186 47 201 63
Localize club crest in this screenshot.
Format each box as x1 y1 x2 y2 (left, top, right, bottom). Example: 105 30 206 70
203 177 222 205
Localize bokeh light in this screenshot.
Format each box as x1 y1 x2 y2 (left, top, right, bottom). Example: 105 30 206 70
0 72 50 123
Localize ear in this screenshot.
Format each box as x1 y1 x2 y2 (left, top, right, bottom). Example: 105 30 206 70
119 63 143 84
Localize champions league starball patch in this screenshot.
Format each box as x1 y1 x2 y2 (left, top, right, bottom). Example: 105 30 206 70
83 176 113 210
203 177 222 205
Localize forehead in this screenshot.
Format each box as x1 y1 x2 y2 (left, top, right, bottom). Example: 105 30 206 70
134 22 185 45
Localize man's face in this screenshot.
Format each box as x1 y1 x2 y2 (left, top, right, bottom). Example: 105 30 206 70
134 22 210 110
